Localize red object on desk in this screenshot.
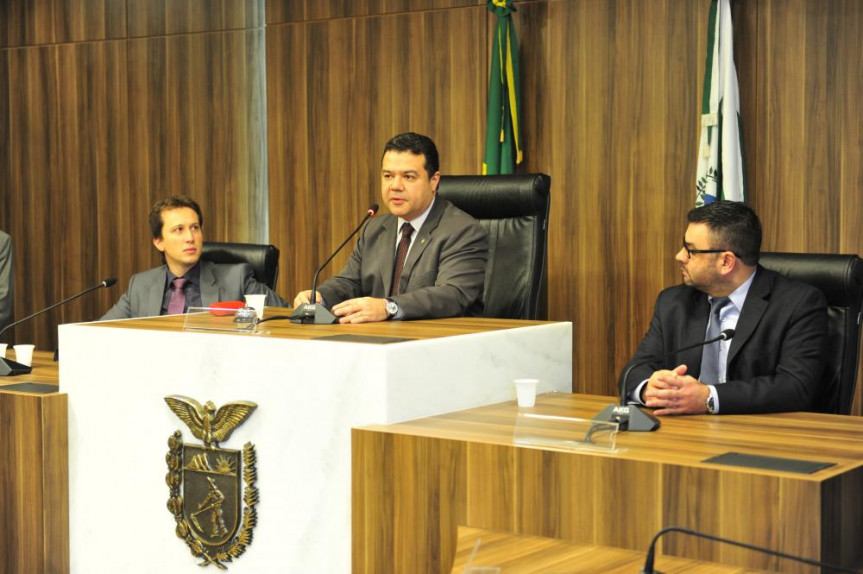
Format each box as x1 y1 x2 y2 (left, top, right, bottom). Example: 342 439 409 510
208 301 245 316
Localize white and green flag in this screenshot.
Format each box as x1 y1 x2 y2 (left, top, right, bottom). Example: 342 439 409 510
696 0 746 205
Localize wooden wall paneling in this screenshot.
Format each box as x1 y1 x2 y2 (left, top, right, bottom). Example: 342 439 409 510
266 6 488 299
0 0 126 48
126 29 269 246
54 40 131 329
0 1 54 48
127 0 265 38
266 0 484 25
5 45 62 346
52 0 127 44
525 0 707 395
266 22 314 298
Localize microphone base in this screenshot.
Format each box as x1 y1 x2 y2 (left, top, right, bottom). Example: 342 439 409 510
0 357 33 376
593 404 660 432
288 303 337 325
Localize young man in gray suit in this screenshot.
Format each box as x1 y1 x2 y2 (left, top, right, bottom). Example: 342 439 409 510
101 196 286 320
293 132 489 323
622 201 827 415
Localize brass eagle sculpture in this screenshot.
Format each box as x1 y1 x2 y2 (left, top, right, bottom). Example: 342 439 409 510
164 395 258 449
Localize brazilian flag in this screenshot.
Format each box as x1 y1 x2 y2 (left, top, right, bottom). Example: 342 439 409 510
483 0 522 175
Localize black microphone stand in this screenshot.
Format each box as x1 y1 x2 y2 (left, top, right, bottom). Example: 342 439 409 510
289 205 378 324
641 525 860 573
0 278 117 376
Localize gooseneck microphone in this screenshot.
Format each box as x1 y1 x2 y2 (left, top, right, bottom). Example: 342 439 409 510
592 328 735 432
289 204 379 324
640 526 859 573
0 277 117 376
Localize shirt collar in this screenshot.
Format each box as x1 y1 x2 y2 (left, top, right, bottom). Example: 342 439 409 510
166 261 201 285
713 270 756 311
397 196 436 234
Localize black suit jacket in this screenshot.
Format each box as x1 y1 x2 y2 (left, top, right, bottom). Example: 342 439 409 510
622 266 828 414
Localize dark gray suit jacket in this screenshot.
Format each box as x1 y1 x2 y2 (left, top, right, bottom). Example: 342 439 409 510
317 198 488 319
622 266 828 414
100 260 286 320
0 230 12 328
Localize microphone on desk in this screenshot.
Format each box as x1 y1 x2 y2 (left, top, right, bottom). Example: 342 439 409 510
640 525 859 573
0 277 117 376
592 329 735 432
289 203 379 324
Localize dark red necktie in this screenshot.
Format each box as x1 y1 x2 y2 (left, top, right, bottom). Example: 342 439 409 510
390 223 414 296
167 277 188 315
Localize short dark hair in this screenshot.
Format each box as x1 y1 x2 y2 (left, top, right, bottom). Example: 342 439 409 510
382 132 440 179
148 196 204 239
687 201 762 266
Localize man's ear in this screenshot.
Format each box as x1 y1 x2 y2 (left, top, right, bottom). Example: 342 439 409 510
430 171 441 192
153 237 165 253
719 251 737 275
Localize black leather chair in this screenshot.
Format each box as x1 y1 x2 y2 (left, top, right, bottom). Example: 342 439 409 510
437 174 551 320
759 252 863 414
201 241 280 290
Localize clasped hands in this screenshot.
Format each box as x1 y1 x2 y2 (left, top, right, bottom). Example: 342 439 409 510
293 291 388 324
642 364 710 416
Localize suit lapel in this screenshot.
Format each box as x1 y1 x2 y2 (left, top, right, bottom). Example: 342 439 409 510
727 266 771 366
375 216 398 297
199 261 222 306
146 267 169 317
680 292 711 375
399 197 445 282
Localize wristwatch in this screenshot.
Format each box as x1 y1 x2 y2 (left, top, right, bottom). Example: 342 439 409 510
705 393 716 414
385 298 399 319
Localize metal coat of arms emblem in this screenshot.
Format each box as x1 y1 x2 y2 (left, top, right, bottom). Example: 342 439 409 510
164 395 259 569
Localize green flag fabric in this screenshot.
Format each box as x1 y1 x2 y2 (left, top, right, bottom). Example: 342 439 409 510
695 0 747 206
483 0 522 175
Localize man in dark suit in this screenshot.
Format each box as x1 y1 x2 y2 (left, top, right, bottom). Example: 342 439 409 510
293 133 488 323
101 196 286 320
622 201 827 415
0 230 12 328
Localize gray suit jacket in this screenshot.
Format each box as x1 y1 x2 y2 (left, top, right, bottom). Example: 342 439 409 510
317 198 488 319
101 260 287 320
0 230 12 328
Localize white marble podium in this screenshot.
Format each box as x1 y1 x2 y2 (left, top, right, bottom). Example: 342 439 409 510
58 316 571 573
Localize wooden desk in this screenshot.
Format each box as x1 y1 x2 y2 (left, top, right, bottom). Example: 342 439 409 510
450 526 770 573
0 351 67 574
353 393 863 573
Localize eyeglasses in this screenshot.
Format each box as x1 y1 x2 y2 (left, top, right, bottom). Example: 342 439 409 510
682 238 737 259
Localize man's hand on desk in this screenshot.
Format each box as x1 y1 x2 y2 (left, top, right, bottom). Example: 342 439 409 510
332 297 389 323
293 290 322 307
642 364 710 416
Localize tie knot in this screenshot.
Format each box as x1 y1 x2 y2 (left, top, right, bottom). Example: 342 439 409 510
400 222 414 239
710 296 730 315
172 277 188 291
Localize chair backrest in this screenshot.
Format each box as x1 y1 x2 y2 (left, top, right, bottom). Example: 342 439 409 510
201 241 281 290
437 174 551 320
759 252 863 414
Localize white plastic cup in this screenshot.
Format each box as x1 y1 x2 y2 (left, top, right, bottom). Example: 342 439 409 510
14 344 35 367
244 294 266 319
0 343 6 359
514 378 539 408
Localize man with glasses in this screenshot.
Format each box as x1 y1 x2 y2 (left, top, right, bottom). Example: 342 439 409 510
621 201 827 415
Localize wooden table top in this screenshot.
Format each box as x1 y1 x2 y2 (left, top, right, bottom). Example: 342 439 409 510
84 310 557 341
0 350 59 391
358 392 863 482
